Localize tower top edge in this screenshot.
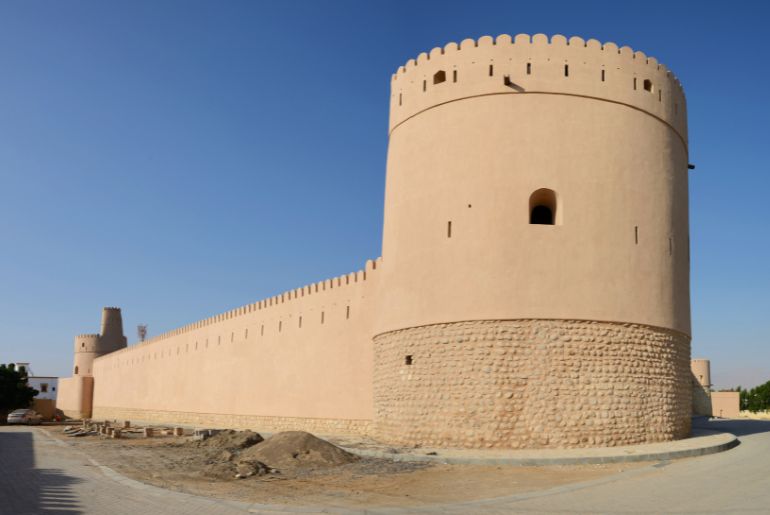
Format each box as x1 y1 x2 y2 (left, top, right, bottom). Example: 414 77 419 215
392 33 683 91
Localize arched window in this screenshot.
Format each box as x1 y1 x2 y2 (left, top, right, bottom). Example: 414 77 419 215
529 188 559 225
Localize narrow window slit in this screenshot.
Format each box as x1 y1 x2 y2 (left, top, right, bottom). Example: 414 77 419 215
489 64 494 76
601 69 605 82
526 62 531 75
452 70 457 82
635 226 639 244
564 64 569 77
321 311 325 324
447 221 452 238
346 306 350 319
633 78 637 90
299 316 302 328
398 93 402 106
422 80 426 92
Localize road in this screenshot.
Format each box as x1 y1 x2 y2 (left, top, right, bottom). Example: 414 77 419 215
1 418 769 514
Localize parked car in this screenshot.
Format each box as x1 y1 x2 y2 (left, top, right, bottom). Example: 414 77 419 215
6 409 42 425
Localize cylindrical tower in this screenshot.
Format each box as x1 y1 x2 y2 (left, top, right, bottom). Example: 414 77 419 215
99 307 128 352
73 334 101 376
71 307 127 377
691 359 711 388
373 34 691 449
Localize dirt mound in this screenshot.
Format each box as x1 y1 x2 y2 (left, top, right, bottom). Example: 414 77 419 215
240 431 358 471
192 430 263 450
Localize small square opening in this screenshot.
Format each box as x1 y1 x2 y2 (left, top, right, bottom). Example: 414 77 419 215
405 355 413 365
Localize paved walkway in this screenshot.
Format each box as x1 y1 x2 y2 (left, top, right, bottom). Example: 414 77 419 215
1 419 769 514
343 426 737 465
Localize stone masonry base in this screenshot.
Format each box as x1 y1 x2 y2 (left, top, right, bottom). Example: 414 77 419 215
91 407 371 437
373 319 691 449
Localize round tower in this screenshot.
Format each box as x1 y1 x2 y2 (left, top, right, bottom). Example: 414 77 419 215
99 306 128 352
73 334 101 376
373 34 691 449
71 307 127 376
691 359 711 388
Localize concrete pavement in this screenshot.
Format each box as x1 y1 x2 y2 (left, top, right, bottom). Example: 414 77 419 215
1 418 769 514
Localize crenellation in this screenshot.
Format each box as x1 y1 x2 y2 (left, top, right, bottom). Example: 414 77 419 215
390 33 686 142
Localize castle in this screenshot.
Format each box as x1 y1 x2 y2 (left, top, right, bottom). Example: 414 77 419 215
58 33 692 449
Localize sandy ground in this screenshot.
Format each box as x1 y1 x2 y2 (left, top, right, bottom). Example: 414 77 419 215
41 425 646 509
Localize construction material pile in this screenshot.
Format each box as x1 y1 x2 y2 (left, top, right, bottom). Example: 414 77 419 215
196 430 359 479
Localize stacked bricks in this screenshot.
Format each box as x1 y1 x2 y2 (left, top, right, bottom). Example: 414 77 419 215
373 319 691 449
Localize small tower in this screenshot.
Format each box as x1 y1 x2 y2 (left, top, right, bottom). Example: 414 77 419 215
691 359 712 416
72 307 127 377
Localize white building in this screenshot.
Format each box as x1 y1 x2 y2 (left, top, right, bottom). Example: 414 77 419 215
15 362 58 401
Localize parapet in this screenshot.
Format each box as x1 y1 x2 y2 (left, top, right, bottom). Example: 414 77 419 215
73 334 100 354
105 257 382 353
389 34 687 146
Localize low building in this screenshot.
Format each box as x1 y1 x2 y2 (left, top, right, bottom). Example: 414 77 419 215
15 362 59 419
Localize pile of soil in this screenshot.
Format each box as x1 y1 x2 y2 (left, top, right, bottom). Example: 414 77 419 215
192 430 263 450
240 431 359 472
192 429 357 479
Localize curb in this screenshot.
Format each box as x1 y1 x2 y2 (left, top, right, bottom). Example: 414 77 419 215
342 430 739 466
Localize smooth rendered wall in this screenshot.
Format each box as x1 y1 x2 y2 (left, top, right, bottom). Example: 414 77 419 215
56 376 93 419
92 260 379 434
377 33 690 336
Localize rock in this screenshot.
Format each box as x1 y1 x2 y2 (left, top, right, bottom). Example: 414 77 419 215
236 460 277 477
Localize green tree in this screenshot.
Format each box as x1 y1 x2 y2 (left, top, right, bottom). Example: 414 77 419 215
738 380 770 412
0 363 39 416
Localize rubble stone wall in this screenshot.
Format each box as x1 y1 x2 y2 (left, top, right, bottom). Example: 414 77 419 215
374 319 691 449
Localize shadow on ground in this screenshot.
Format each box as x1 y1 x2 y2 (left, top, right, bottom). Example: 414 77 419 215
0 429 83 514
693 417 770 437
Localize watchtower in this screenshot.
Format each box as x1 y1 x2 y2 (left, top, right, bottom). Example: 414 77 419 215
72 307 127 377
373 34 692 449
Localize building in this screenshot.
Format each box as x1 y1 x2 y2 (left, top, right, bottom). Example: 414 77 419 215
691 359 740 418
15 362 59 419
58 33 692 449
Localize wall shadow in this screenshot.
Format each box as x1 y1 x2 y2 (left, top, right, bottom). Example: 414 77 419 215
693 417 770 437
0 429 83 514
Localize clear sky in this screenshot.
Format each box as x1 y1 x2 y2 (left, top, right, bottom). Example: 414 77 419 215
0 1 767 389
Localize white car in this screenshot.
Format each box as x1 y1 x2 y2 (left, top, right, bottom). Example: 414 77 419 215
6 409 42 425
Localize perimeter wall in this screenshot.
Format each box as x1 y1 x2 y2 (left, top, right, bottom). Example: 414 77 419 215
92 259 380 435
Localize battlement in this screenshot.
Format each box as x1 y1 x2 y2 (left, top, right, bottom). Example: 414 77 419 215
75 333 100 339
389 34 687 146
104 257 382 354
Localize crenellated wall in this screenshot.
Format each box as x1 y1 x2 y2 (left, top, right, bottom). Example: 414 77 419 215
91 259 381 434
389 33 687 145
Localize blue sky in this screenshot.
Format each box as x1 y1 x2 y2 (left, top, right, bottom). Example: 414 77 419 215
0 1 767 389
